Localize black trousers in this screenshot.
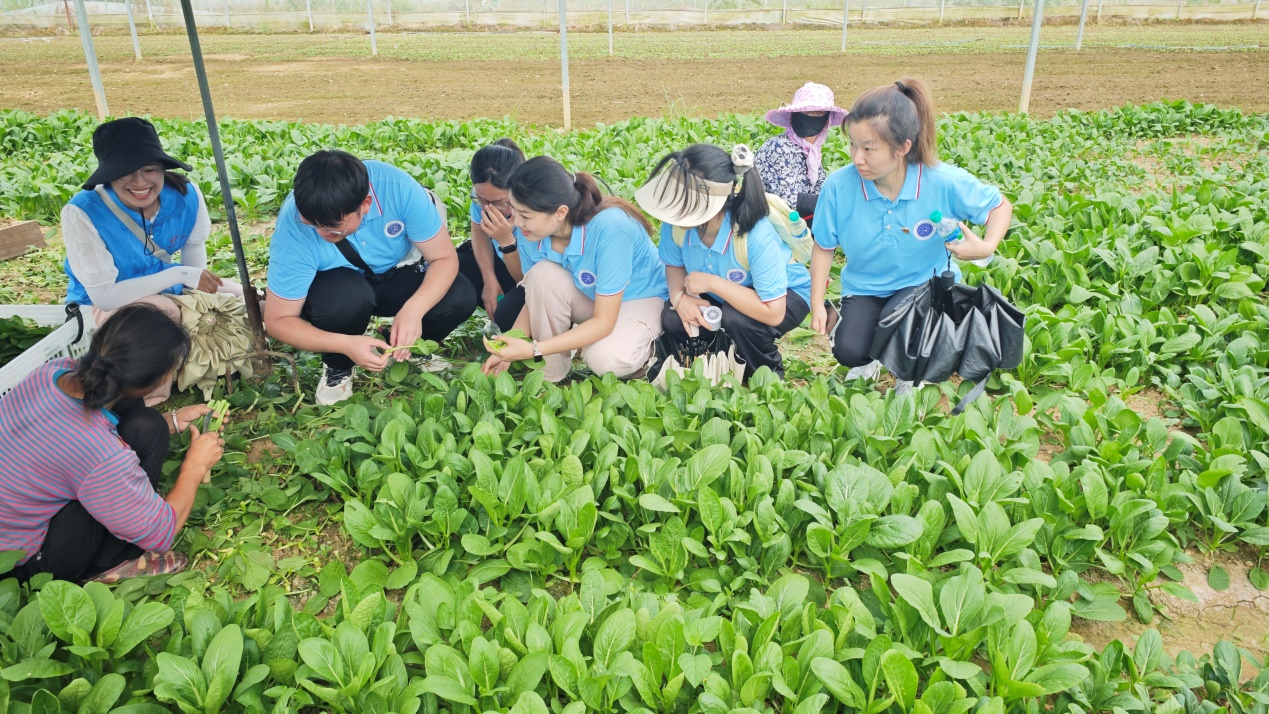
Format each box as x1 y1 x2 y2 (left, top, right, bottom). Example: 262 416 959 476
13 398 170 583
456 241 525 332
660 291 810 379
301 264 478 371
830 288 916 368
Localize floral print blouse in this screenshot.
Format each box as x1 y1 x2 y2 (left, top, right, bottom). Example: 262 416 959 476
755 133 829 209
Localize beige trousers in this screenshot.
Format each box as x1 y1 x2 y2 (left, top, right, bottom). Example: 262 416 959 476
522 261 664 383
91 282 244 406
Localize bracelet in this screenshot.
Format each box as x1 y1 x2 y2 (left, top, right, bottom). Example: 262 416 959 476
671 290 685 310
170 410 180 431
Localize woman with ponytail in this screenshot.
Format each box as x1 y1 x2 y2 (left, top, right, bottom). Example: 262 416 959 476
636 144 813 380
0 304 225 583
456 139 529 329
810 77 1013 392
482 156 668 382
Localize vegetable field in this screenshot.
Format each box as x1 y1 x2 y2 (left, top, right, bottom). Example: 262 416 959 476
1 102 1268 713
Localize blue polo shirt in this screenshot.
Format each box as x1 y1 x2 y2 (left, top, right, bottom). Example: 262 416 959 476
659 213 812 305
519 207 668 302
814 162 1003 297
468 200 527 263
267 161 444 301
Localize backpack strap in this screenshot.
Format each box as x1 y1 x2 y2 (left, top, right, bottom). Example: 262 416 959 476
93 185 173 264
734 231 749 272
334 238 377 278
671 225 687 247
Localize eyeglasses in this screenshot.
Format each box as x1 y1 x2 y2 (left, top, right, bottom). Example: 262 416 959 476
300 213 361 238
472 193 512 211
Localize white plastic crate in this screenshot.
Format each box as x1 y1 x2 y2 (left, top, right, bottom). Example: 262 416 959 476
0 305 96 399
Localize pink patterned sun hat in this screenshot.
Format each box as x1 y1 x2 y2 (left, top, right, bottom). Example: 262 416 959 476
765 82 849 130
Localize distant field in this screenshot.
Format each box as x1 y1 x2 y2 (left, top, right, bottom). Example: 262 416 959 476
0 24 1266 125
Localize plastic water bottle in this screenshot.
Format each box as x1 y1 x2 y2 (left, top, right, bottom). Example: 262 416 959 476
788 211 810 241
931 211 992 268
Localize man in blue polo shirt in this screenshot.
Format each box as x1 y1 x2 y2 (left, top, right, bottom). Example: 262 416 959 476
263 150 477 405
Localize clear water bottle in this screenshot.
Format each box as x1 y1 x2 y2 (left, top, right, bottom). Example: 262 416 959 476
788 210 810 241
931 211 992 268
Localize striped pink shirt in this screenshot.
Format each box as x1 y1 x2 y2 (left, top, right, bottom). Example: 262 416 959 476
0 358 177 563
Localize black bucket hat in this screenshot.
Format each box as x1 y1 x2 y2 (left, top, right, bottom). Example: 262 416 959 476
82 117 192 190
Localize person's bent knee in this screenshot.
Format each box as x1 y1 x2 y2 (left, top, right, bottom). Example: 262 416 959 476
303 272 376 330
522 261 572 295
583 345 647 379
116 408 171 455
831 331 872 368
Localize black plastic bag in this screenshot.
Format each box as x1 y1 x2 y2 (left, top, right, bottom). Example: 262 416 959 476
869 271 1024 414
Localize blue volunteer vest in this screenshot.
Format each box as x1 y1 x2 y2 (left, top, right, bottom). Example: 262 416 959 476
64 184 201 306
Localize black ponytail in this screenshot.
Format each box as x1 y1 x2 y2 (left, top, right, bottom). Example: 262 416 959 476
470 139 525 189
76 303 191 410
509 156 652 235
646 144 768 235
846 77 939 166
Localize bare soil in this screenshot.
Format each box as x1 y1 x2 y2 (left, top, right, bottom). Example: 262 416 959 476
3 46 1268 126
1071 550 1269 664
1125 386 1175 423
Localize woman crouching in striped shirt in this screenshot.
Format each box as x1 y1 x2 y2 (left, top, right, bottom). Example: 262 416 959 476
0 303 224 583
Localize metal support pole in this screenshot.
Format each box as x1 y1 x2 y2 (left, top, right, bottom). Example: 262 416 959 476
607 0 613 54
1075 0 1088 50
938 0 944 23
177 0 268 358
1018 0 1043 114
1175 0 1182 19
860 0 865 22
72 0 109 119
385 0 392 25
1095 0 1103 21
465 0 470 22
305 0 313 29
1254 0 1260 19
367 0 377 54
224 0 230 26
558 0 571 130
143 0 154 26
840 0 848 49
126 0 142 59
625 0 629 24
63 0 74 32
1017 0 1023 20
781 0 786 24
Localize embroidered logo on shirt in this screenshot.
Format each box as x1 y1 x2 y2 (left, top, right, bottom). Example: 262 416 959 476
912 220 936 241
578 269 597 286
384 220 405 238
727 268 748 284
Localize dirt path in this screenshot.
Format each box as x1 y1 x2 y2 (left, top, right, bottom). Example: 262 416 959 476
4 45 1267 126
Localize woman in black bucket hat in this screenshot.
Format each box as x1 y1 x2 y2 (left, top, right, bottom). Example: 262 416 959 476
61 117 242 405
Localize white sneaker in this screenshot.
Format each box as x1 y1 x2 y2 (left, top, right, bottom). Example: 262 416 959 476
315 365 355 406
845 359 881 381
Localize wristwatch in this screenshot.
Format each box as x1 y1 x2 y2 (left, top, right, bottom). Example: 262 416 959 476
499 243 518 255
532 340 542 358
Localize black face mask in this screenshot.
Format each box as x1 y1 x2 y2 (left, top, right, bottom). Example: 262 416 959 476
790 112 829 138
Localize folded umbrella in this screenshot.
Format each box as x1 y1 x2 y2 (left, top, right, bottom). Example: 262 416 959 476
870 270 1024 414
648 328 746 391
168 290 254 399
